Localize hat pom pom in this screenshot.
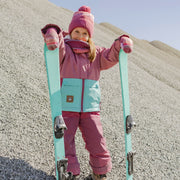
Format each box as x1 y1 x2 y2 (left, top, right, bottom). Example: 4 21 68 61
78 6 91 13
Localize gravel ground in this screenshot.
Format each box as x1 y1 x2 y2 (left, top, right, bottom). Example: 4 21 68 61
0 0 180 179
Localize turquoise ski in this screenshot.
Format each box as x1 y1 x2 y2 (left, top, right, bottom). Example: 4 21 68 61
119 49 136 180
44 44 72 180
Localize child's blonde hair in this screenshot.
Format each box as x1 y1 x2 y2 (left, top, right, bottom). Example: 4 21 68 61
88 38 96 62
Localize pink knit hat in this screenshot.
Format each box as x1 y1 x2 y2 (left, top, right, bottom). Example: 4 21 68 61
68 6 94 38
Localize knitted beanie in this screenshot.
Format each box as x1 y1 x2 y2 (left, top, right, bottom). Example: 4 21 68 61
68 6 94 38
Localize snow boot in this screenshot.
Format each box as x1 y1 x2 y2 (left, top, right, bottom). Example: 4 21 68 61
72 174 80 180
92 173 107 180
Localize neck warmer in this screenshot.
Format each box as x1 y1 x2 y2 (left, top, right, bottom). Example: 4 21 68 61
64 36 90 54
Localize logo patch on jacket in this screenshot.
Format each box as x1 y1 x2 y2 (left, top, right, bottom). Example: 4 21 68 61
66 95 74 103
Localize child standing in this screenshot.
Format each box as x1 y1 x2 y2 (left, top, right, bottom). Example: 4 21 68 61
41 6 133 180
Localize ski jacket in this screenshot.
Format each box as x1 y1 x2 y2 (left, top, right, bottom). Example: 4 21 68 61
57 29 121 112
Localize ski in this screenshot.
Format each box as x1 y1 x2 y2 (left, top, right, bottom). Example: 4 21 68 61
44 44 72 180
119 49 136 180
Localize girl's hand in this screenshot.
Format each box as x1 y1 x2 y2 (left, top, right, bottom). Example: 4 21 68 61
41 24 61 51
44 28 59 50
119 35 133 53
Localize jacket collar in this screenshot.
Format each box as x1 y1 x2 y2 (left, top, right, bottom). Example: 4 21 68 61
64 35 90 54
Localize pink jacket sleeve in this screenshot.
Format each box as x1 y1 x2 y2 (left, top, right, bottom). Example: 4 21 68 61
41 24 66 65
58 31 66 65
97 39 121 70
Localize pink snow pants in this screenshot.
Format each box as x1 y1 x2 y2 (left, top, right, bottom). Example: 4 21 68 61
62 111 112 175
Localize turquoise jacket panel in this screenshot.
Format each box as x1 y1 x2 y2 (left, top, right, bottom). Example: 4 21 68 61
61 78 101 112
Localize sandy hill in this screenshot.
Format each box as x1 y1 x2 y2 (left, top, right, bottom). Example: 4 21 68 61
0 0 180 179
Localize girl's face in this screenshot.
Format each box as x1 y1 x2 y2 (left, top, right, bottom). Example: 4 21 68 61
71 27 89 42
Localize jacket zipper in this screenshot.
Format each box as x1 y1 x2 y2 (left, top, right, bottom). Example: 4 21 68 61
81 79 85 112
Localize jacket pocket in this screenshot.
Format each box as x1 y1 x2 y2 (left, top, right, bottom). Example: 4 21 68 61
61 78 82 112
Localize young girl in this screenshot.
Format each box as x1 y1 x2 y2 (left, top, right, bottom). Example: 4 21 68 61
41 6 133 180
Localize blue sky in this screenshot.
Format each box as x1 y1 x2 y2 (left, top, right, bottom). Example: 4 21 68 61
49 0 180 50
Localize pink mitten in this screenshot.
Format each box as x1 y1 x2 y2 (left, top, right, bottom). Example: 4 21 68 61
120 35 133 53
41 24 61 50
44 28 59 50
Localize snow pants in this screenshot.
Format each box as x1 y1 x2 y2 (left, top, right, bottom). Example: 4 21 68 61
62 111 112 175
